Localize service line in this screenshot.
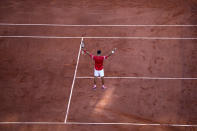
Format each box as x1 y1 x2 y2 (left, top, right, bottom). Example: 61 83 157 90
76 76 197 80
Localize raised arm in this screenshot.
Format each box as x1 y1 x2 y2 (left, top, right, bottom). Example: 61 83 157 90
81 37 93 58
82 48 93 58
107 48 117 58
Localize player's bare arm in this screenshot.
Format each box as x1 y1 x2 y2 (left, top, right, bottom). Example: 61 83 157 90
81 37 92 57
82 48 92 57
107 48 117 58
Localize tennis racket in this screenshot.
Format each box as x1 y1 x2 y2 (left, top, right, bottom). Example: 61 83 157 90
81 37 85 54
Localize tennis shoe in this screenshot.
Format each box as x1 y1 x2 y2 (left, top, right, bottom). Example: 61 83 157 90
93 85 96 89
102 85 107 89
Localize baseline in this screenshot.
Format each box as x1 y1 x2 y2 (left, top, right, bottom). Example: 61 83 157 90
0 122 196 127
0 36 197 39
0 23 197 27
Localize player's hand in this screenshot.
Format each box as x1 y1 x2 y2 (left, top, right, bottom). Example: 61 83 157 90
112 48 117 54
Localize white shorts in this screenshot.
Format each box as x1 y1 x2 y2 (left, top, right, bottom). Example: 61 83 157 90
94 69 104 77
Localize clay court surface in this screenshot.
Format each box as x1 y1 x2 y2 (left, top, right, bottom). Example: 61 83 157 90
0 0 197 131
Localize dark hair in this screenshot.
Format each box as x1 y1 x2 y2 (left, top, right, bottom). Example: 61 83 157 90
97 50 101 55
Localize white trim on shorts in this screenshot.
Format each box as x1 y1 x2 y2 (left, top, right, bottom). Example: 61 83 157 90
94 69 104 77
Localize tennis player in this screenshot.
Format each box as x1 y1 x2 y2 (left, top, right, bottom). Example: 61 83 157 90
82 47 116 89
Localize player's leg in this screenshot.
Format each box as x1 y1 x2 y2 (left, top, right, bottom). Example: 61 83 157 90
101 77 105 88
100 69 106 89
93 69 99 89
93 77 97 89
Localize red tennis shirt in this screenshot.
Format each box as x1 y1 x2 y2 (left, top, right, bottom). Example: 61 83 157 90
90 55 108 70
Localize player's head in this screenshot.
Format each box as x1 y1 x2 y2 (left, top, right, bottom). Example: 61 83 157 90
97 50 101 55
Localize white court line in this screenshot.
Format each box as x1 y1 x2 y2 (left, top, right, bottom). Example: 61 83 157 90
0 36 197 39
0 122 64 125
67 122 197 127
0 122 196 127
0 23 197 27
64 38 82 123
76 76 197 80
